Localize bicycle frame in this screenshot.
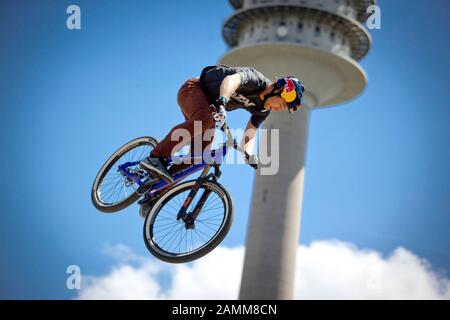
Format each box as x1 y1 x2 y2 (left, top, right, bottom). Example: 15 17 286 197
117 123 243 197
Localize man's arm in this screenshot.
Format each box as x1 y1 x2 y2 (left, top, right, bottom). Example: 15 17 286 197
219 73 242 100
210 74 242 128
240 119 258 156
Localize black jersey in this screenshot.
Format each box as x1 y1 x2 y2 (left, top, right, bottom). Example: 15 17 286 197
199 65 272 128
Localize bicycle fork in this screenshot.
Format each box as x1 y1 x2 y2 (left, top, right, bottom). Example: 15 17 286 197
176 164 217 229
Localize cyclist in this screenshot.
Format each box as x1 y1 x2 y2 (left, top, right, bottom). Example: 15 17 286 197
139 65 305 182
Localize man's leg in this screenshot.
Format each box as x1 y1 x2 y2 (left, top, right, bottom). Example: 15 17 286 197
141 78 214 182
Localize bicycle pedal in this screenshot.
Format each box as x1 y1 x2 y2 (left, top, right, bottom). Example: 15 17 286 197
139 202 152 219
137 178 158 195
138 192 160 205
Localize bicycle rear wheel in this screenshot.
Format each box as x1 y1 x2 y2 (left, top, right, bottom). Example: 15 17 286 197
91 136 158 213
143 179 233 263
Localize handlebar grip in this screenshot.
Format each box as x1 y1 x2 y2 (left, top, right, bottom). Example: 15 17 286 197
249 163 259 170
245 153 259 170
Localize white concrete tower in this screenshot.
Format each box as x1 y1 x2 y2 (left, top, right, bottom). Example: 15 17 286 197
220 0 374 299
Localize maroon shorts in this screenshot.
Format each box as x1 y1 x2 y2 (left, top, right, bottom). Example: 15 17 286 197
151 77 215 166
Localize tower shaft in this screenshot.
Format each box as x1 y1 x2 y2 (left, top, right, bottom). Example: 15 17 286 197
239 106 310 299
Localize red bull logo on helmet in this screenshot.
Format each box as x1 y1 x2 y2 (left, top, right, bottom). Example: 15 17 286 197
281 78 297 103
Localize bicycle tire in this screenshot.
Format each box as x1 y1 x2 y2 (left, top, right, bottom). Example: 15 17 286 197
143 179 233 263
91 136 158 213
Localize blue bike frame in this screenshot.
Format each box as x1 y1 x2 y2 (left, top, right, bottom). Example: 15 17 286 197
117 143 229 195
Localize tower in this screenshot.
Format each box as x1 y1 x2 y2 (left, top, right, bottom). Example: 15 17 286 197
220 0 374 299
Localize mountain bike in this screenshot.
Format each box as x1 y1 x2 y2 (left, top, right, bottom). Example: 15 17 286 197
91 123 258 263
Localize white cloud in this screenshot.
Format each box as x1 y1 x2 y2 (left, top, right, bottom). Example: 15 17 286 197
77 264 162 300
164 246 244 299
294 240 450 299
76 240 450 300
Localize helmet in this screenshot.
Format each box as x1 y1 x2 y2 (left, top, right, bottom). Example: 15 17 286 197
275 77 305 113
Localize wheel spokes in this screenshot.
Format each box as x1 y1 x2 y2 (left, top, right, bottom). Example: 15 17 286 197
98 144 152 205
151 187 226 256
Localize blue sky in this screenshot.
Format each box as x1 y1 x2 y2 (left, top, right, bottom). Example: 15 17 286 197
0 0 449 299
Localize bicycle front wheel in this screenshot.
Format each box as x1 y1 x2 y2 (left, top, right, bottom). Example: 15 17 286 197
143 179 233 263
